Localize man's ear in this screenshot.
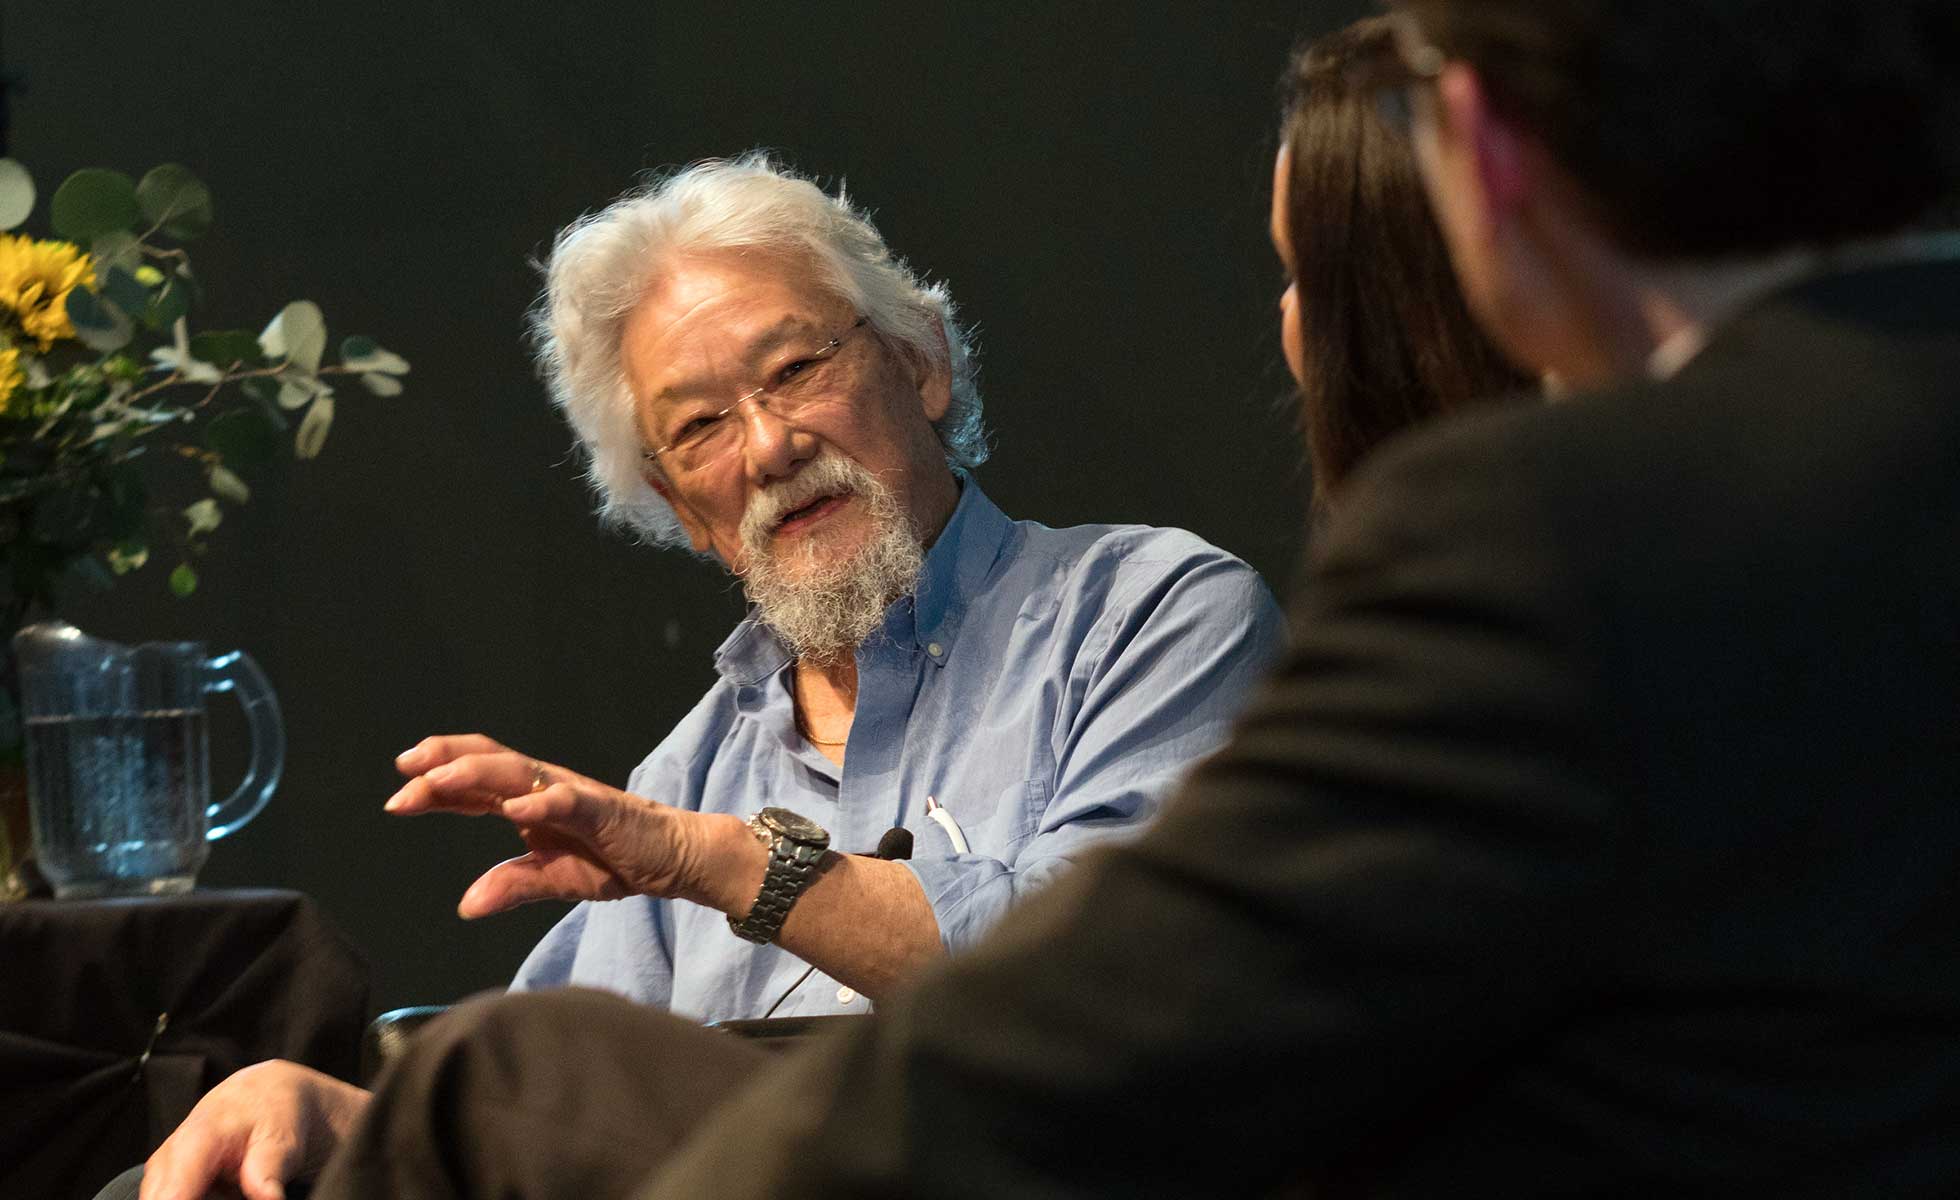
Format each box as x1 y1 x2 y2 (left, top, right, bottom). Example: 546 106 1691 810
647 473 719 558
1432 62 1532 242
906 321 954 424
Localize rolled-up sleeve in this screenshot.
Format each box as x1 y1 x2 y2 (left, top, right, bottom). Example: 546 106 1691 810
906 551 1285 952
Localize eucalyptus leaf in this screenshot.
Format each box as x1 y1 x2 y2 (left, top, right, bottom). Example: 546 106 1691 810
277 376 317 410
341 345 410 375
90 230 144 275
240 377 291 432
208 465 251 504
145 277 191 330
65 288 134 353
136 164 214 240
168 562 198 597
340 335 377 362
65 286 118 332
183 497 221 537
189 330 263 371
261 300 326 373
101 266 150 319
359 371 402 396
0 159 34 231
50 168 140 242
107 541 150 575
294 392 335 459
206 407 281 467
148 317 224 384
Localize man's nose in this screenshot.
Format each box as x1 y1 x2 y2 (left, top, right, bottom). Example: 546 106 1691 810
738 398 815 484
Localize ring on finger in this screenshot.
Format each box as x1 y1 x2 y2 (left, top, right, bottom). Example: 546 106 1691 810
529 761 549 793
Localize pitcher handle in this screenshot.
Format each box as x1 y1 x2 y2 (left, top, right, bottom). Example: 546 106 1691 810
204 650 286 840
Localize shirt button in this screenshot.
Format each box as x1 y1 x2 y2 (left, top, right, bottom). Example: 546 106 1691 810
836 986 856 1004
926 642 943 657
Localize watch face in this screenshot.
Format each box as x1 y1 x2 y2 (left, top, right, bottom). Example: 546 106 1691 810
758 806 829 847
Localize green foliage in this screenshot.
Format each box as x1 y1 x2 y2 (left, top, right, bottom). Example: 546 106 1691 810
0 159 412 621
190 329 264 371
0 160 34 231
136 165 214 241
204 408 280 468
49 169 140 242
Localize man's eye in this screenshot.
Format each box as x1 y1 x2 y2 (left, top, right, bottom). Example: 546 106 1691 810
675 413 722 442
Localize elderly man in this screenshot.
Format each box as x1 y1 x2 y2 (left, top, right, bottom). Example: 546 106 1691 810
133 157 1281 1200
284 0 1960 1196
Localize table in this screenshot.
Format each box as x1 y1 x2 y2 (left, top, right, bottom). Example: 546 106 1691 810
0 889 370 1200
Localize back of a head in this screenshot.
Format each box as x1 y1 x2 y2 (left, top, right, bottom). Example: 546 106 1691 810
1282 17 1533 500
1397 0 1960 258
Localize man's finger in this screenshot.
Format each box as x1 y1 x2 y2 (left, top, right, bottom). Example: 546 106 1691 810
394 732 508 775
385 754 527 815
142 1126 232 1200
237 1128 302 1200
454 854 599 917
384 775 498 816
498 780 606 834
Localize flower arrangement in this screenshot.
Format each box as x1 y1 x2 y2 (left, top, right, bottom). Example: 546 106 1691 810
0 159 409 895
0 159 408 620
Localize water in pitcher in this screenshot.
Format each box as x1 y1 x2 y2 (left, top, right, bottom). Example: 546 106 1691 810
26 707 212 897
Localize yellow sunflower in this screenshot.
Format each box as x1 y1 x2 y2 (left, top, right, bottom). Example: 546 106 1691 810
0 346 22 412
0 235 97 350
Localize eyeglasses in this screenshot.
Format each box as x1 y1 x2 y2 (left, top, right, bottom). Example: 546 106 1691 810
1355 11 1447 137
646 317 870 475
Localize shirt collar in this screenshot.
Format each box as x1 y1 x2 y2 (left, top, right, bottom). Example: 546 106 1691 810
1647 232 1960 381
711 476 1012 685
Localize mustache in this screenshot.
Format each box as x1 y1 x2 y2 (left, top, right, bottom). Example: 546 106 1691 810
738 454 872 548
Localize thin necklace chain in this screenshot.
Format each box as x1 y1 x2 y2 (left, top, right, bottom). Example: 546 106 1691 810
795 707 851 747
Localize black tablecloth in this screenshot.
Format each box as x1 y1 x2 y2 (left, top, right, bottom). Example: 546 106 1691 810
0 889 370 1200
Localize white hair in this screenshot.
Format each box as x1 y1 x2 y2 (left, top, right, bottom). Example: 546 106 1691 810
529 152 987 547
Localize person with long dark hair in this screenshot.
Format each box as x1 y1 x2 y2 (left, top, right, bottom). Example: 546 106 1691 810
1275 17 1531 503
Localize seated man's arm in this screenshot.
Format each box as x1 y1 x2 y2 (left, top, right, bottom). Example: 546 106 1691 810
140 1061 369 1200
394 550 1281 1002
902 549 1285 955
641 426 1630 1197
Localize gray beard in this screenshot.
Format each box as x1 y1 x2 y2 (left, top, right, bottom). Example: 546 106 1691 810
738 456 925 666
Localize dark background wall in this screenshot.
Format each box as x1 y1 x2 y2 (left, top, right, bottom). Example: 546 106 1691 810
10 0 1365 1011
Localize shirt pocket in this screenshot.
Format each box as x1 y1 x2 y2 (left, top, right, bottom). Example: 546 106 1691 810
930 775 1052 861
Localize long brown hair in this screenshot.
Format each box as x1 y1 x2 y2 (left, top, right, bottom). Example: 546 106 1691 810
1281 17 1531 500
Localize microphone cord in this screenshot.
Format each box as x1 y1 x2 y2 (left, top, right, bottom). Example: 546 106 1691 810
757 826 913 1020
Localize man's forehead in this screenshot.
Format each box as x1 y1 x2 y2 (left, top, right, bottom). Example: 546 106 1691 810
624 258 848 400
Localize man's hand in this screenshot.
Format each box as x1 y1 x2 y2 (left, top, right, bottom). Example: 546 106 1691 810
388 734 752 918
140 1060 370 1200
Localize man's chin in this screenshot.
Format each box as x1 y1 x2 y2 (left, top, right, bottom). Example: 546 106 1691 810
765 503 871 573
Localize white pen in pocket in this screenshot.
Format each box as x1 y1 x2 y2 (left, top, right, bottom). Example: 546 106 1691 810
924 794 970 854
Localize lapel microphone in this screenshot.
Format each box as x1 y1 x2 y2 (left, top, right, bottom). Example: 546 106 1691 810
874 826 914 861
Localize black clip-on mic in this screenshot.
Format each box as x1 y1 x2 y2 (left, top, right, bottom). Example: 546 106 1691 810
758 826 911 1019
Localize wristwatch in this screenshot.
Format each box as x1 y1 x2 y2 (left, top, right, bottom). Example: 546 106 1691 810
727 806 831 945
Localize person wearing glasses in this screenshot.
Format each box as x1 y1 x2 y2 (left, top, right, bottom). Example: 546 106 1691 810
622 2 1960 1194
262 2 1960 1195
131 155 1283 1200
138 24 1562 1200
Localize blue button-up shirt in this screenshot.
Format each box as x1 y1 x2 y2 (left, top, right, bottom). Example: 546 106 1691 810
511 482 1283 1022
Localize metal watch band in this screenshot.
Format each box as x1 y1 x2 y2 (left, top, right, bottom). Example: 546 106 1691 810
728 815 827 945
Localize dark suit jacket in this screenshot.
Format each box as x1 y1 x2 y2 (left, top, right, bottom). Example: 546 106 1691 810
642 259 1960 1197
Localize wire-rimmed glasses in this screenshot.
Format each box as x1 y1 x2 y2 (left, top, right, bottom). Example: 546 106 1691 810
646 316 871 475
